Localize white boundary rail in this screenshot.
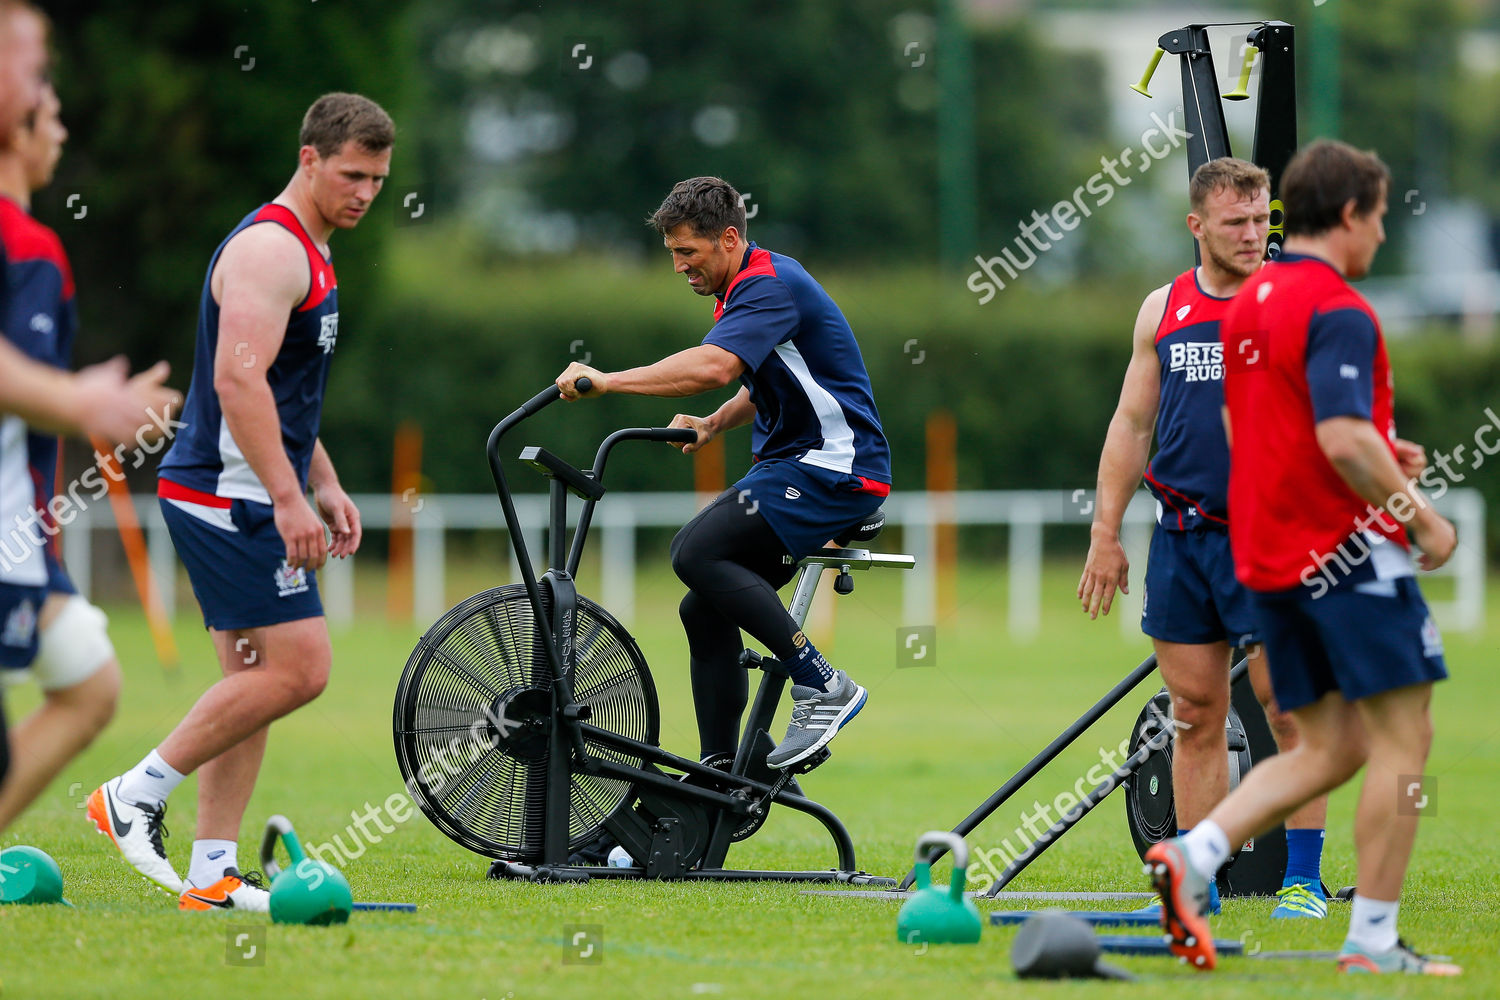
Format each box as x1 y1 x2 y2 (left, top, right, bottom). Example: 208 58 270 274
62 489 1486 635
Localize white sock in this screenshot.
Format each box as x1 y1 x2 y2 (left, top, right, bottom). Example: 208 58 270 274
1347 895 1400 953
117 749 186 808
1179 821 1232 879
188 839 239 888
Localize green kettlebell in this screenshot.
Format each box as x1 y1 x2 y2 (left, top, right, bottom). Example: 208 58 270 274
260 815 353 925
896 831 981 945
0 846 71 905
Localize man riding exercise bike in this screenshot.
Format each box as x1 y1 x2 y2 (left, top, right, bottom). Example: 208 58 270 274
556 175 890 771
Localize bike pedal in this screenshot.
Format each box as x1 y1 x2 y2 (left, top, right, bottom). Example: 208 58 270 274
791 747 832 774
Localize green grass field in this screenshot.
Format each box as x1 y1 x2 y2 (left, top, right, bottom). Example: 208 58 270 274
2 561 1497 998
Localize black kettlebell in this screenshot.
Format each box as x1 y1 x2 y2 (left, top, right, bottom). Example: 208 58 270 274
1011 911 1134 981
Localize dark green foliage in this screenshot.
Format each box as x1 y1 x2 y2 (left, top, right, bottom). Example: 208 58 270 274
36 1 417 373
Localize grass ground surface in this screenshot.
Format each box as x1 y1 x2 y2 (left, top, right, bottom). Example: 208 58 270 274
1 560 1497 998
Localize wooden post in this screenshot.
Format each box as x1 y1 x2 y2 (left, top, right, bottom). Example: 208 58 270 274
90 436 178 672
388 421 423 620
926 410 958 622
693 433 726 505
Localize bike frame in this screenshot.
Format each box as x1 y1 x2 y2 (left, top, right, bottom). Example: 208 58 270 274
484 387 913 881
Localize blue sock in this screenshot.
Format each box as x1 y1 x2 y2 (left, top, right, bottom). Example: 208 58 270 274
786 637 837 691
1180 829 1222 913
1284 829 1324 885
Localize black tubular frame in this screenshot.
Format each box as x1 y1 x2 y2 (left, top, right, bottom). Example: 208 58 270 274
476 385 903 883
897 653 1253 896
1153 20 1297 261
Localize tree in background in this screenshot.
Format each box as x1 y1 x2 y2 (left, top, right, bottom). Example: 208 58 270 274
402 1 1106 269
37 1 417 375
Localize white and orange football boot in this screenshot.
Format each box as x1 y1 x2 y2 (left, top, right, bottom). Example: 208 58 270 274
85 777 184 894
180 867 270 913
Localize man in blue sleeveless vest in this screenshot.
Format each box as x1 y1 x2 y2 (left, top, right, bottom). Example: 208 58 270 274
557 176 890 771
1080 158 1350 919
87 94 392 911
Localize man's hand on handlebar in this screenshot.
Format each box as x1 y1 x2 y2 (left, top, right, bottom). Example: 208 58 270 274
667 413 713 453
557 362 606 400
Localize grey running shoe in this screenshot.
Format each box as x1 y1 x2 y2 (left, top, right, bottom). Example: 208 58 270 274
766 670 867 770
1338 938 1462 976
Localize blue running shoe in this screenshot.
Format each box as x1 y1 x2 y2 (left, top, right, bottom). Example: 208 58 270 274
1271 879 1328 919
1134 893 1218 917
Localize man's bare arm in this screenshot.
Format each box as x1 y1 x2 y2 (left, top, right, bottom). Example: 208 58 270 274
309 438 361 559
212 222 329 569
1078 284 1168 618
669 386 755 454
557 345 744 400
1316 417 1455 570
0 338 179 443
213 224 306 505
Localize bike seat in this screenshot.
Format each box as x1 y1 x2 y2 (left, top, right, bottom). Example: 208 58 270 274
833 508 885 547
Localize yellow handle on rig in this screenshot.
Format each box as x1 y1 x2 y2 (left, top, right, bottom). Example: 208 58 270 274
1223 43 1258 101
1130 47 1165 98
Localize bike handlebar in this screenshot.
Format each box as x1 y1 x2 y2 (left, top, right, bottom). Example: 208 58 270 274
641 427 698 445
491 376 590 443
490 383 701 501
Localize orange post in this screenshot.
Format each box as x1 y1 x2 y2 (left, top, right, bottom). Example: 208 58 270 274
926 410 958 621
90 437 178 672
388 421 423 619
693 433 726 505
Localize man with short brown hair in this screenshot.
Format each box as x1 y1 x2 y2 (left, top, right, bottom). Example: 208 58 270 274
88 93 392 911
1081 156 1332 919
557 176 890 771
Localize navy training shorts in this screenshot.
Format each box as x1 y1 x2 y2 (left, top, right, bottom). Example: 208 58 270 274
1252 575 1447 712
730 458 885 562
1141 525 1260 647
159 485 323 631
0 582 45 668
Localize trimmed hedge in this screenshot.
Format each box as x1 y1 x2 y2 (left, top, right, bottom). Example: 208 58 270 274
321 236 1500 554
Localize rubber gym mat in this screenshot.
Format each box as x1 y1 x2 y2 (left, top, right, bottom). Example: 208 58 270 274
803 889 1155 901
1096 934 1246 957
991 910 1159 927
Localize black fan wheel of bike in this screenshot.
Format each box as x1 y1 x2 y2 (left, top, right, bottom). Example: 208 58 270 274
393 583 659 860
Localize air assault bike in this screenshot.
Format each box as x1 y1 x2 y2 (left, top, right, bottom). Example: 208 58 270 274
393 380 914 883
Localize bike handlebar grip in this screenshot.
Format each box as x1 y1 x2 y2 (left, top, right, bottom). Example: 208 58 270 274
576 376 593 394
659 428 698 443
524 385 562 414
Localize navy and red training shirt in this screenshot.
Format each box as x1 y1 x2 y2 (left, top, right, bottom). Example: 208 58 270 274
704 243 890 489
158 203 339 506
0 195 76 590
1221 252 1404 592
1144 268 1236 531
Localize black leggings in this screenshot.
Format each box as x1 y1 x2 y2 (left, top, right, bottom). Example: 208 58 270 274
669 489 800 758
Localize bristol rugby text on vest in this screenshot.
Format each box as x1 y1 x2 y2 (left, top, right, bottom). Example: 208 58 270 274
1168 341 1223 382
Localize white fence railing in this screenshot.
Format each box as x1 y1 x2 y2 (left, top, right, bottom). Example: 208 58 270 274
62 489 1487 635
